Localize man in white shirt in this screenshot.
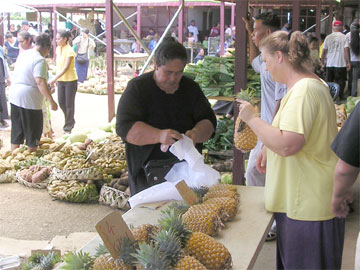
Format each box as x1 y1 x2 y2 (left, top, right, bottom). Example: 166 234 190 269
21 20 38 38
322 20 351 99
188 20 199 42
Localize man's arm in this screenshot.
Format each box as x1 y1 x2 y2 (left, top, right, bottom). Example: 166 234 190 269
332 159 359 218
241 17 260 64
321 48 328 67
185 119 215 144
345 47 351 71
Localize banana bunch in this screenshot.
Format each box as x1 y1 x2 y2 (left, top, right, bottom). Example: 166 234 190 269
47 180 99 203
0 160 13 174
94 158 127 175
2 147 40 169
60 156 93 170
87 140 126 161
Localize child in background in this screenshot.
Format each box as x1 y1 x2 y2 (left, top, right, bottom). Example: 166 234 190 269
309 37 321 75
202 35 208 54
187 32 195 46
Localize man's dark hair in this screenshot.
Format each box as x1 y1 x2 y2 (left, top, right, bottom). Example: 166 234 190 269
309 36 319 43
255 12 281 31
154 37 187 66
35 33 51 49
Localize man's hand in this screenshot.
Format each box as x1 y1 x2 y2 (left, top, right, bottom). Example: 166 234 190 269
346 62 351 72
50 100 58 111
256 146 267 174
185 129 198 144
332 191 353 218
159 129 182 146
242 16 253 34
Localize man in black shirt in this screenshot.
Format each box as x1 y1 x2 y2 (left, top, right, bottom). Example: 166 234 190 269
331 103 359 218
116 38 216 195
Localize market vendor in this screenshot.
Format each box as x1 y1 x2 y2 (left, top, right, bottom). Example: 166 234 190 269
116 37 216 195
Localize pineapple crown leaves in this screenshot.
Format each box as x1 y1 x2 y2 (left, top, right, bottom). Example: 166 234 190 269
119 237 138 266
23 252 60 270
94 244 109 257
162 202 189 217
190 186 209 202
131 241 172 270
235 88 257 105
153 229 183 267
60 251 93 270
158 209 191 248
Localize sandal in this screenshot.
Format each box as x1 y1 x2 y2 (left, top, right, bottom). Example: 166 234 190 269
266 231 276 241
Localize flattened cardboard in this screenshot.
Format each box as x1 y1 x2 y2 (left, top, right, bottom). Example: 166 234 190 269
31 249 61 256
95 211 135 259
175 180 199 206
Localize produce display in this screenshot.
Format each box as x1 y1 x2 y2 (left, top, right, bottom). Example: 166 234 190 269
204 117 234 152
345 96 360 115
61 184 237 269
17 165 51 189
334 104 347 128
99 173 130 210
234 89 258 153
184 51 261 98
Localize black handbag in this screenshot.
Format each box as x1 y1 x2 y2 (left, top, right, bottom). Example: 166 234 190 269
143 158 183 186
76 53 89 64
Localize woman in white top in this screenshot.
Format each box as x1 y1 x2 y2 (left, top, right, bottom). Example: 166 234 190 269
346 22 360 97
9 34 58 152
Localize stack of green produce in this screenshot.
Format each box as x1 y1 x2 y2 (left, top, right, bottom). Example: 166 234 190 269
345 96 360 115
184 54 261 98
204 117 234 152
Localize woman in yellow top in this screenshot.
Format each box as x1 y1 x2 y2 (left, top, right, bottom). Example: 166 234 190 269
238 31 344 269
50 30 78 133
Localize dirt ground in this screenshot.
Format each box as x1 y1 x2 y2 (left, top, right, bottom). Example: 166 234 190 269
0 93 123 241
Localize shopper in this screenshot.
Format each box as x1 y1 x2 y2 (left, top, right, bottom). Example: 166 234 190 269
331 102 359 218
9 24 17 37
346 22 360 97
321 20 351 99
188 20 199 42
50 30 78 134
4 32 19 67
17 31 33 52
209 23 220 37
73 28 95 83
238 30 343 269
0 47 10 129
9 33 58 152
242 12 286 241
116 37 216 195
21 20 38 38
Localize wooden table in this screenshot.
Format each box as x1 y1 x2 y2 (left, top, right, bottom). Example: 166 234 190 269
80 186 273 270
114 53 149 73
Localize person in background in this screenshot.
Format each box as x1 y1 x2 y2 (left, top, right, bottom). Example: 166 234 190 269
45 23 54 40
95 19 104 36
209 23 220 37
321 20 351 100
188 20 199 42
17 31 33 54
50 30 78 134
147 34 159 52
9 24 17 38
194 48 205 64
309 36 321 74
65 17 74 32
343 24 350 35
4 32 19 68
225 25 232 38
21 20 38 38
238 30 344 269
242 12 286 241
73 28 95 83
202 35 209 54
187 32 195 46
346 22 360 97
116 37 216 195
0 47 10 129
147 28 155 38
9 34 58 152
281 22 290 31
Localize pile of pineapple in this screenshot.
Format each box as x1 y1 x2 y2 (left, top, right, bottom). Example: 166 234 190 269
60 183 238 270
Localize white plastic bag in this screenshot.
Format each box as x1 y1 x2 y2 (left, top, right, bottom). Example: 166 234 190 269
128 135 220 208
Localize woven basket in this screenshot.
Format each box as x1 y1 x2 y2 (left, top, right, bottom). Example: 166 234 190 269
51 167 103 181
16 171 48 189
0 170 17 183
99 185 130 210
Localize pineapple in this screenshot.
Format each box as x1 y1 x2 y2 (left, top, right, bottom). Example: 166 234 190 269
185 231 232 270
153 229 183 266
131 224 159 244
174 255 208 270
22 252 60 270
182 205 224 235
202 197 238 221
234 89 258 153
92 254 131 270
163 201 190 217
208 183 237 193
203 189 239 202
61 251 93 270
190 186 210 202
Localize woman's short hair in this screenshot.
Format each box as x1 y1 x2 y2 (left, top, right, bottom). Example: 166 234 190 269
5 32 13 39
35 33 51 49
260 30 312 72
154 36 187 66
18 30 32 42
255 12 281 31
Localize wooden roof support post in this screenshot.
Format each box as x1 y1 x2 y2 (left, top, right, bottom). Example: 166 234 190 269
220 1 225 56
292 0 300 31
315 0 321 40
0 18 4 46
7 14 10 31
39 12 42 32
233 0 248 185
137 6 141 53
328 4 334 34
106 0 115 122
231 5 235 29
178 0 184 44
53 6 57 62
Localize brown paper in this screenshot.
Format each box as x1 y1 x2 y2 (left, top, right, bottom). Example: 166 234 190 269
95 211 135 259
175 180 199 206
